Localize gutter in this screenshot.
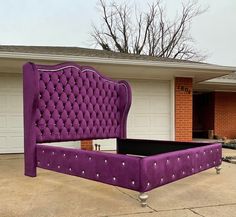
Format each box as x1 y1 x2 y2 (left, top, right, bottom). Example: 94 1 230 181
0 51 236 73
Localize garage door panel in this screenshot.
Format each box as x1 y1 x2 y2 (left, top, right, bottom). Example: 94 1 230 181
0 77 9 89
130 80 170 95
0 137 6 147
128 115 150 128
7 115 23 128
0 75 21 89
127 79 171 141
150 115 170 128
131 96 170 114
150 96 170 113
7 95 22 112
129 127 170 136
128 133 170 140
0 96 7 112
7 136 23 147
131 97 150 113
0 117 6 128
0 133 23 153
8 77 22 88
128 114 170 132
148 134 171 140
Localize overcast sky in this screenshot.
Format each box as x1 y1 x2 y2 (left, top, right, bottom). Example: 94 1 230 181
0 0 235 66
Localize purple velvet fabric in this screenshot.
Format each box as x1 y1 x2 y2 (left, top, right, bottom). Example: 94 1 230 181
36 143 221 192
23 63 38 177
23 62 131 176
140 143 222 192
37 144 141 191
34 63 131 142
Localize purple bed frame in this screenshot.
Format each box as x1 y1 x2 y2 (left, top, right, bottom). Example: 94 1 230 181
23 62 222 207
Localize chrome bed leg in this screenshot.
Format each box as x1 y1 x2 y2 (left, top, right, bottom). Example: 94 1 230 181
215 165 222 174
139 193 149 207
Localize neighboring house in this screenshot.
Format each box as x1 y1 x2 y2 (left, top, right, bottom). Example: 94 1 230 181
0 46 235 153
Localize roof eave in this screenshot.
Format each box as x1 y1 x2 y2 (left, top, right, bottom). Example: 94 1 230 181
0 51 235 73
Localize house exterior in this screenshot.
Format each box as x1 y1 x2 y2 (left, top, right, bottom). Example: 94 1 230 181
194 74 236 139
0 46 235 153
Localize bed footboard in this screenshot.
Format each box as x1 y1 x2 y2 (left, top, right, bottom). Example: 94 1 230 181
36 145 141 191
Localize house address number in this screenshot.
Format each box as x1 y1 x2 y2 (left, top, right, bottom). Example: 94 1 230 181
177 85 191 94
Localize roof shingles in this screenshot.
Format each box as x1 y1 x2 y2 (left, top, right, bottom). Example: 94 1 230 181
0 45 206 64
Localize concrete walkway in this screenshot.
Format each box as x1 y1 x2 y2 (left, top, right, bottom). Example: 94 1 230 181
0 148 236 217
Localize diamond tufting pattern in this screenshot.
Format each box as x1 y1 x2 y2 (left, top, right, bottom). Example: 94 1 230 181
35 142 222 192
140 143 222 192
36 144 141 191
29 64 131 143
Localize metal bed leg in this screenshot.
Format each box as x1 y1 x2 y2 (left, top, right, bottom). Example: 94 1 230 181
215 165 222 174
139 193 148 207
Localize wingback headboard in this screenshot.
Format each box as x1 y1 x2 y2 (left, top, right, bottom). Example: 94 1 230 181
23 62 132 145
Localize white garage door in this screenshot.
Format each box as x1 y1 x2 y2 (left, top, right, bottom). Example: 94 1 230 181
95 79 172 150
0 74 23 153
127 79 171 139
0 74 81 154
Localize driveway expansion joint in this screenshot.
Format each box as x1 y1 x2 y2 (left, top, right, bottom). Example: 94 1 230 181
115 187 138 201
114 187 158 213
187 202 236 210
101 211 154 217
189 208 205 217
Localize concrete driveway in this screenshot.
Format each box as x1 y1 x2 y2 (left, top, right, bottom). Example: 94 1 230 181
0 148 236 217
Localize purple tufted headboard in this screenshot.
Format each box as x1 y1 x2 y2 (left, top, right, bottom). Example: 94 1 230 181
23 62 131 144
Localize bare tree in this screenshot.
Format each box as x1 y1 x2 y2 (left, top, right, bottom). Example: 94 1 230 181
91 0 207 61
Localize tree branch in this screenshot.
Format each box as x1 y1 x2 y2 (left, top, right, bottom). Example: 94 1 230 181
91 0 208 61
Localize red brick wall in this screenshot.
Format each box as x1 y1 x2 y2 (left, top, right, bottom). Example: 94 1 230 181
175 77 193 141
81 140 93 151
214 92 236 139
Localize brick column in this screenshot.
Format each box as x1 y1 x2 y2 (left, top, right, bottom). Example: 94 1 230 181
175 77 193 141
81 140 93 151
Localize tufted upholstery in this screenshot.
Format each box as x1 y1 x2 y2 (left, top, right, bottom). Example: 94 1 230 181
36 142 222 192
23 62 131 176
37 144 141 191
31 63 131 142
140 143 222 192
